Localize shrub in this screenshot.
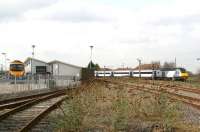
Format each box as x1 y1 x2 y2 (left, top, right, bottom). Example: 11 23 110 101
53 99 84 132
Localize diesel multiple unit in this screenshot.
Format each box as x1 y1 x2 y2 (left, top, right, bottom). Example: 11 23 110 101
9 60 25 77
95 67 189 81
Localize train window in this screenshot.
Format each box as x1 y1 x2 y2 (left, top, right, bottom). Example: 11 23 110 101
98 73 111 74
133 72 152 74
179 68 186 73
114 72 130 74
10 64 24 71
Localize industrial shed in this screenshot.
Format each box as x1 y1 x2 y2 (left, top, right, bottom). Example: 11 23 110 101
48 60 82 78
24 57 50 75
24 58 82 79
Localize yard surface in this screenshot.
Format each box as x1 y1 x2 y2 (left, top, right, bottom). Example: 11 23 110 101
51 78 200 132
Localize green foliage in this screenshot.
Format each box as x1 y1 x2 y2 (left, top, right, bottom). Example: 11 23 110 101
87 61 100 70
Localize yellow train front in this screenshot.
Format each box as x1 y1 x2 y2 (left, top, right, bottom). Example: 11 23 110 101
9 60 25 78
177 68 189 81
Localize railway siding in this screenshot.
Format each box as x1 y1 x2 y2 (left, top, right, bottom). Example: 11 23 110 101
97 78 200 111
0 91 68 132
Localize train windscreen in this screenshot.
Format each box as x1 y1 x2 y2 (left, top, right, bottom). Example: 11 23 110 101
10 64 24 71
179 68 186 73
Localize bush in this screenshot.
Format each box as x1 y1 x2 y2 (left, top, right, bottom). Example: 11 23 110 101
53 99 84 131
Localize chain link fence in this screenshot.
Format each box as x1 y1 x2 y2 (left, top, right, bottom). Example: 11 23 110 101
0 74 81 94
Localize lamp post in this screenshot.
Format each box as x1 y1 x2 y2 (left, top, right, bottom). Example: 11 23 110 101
2 53 6 71
89 45 94 69
32 45 36 58
137 58 142 78
175 57 177 68
6 58 10 71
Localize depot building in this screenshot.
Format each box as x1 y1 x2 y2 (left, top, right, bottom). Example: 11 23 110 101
24 57 82 78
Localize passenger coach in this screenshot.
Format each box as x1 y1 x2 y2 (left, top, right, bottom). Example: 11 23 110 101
95 67 189 81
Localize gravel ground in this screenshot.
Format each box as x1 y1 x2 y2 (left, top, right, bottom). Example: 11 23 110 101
181 104 200 126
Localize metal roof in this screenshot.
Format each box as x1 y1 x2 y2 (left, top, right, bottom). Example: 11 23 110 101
48 60 82 69
24 57 48 64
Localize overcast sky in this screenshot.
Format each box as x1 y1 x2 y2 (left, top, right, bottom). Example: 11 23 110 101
0 0 200 72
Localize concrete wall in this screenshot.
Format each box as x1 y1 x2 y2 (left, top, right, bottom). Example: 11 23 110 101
51 62 81 78
24 61 31 74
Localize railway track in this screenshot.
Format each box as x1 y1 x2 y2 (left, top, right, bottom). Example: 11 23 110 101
99 78 200 98
0 89 68 105
0 90 68 132
97 79 200 110
140 80 200 95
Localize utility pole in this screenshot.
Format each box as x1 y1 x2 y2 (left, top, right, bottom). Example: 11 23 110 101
175 57 177 68
0 64 3 73
137 58 142 78
2 53 6 71
89 45 94 69
104 66 106 78
6 59 10 71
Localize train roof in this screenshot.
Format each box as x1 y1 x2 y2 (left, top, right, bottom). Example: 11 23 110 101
10 60 24 64
159 67 186 71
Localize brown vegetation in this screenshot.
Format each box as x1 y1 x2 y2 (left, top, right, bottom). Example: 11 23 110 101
52 79 200 132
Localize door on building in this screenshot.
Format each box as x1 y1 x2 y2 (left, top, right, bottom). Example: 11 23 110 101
36 66 47 74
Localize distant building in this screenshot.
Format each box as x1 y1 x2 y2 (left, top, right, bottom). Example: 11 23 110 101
114 67 134 71
98 68 113 71
134 63 160 70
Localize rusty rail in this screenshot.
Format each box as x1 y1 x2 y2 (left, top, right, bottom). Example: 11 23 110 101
18 96 67 132
0 90 67 121
0 89 67 105
98 79 200 110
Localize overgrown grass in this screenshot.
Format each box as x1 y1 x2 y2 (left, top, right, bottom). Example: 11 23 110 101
187 76 200 88
52 80 199 132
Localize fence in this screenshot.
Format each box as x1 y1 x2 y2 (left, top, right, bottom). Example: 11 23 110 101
0 74 81 94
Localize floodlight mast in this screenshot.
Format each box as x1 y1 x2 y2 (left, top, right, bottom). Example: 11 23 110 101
89 45 94 69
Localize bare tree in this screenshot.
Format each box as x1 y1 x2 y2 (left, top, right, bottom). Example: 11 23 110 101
162 62 176 68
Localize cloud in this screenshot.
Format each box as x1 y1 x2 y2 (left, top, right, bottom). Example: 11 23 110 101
0 0 200 72
23 1 118 23
0 0 58 22
152 14 200 28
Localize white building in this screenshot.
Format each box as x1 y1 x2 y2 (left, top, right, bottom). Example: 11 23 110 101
24 58 82 78
48 60 82 78
24 57 50 75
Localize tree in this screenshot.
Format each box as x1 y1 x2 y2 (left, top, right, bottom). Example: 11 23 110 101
162 62 176 68
87 61 100 70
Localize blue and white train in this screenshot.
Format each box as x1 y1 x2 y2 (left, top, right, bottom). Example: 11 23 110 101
95 68 189 81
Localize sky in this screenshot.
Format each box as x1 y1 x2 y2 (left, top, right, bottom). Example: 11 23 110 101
0 0 200 73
